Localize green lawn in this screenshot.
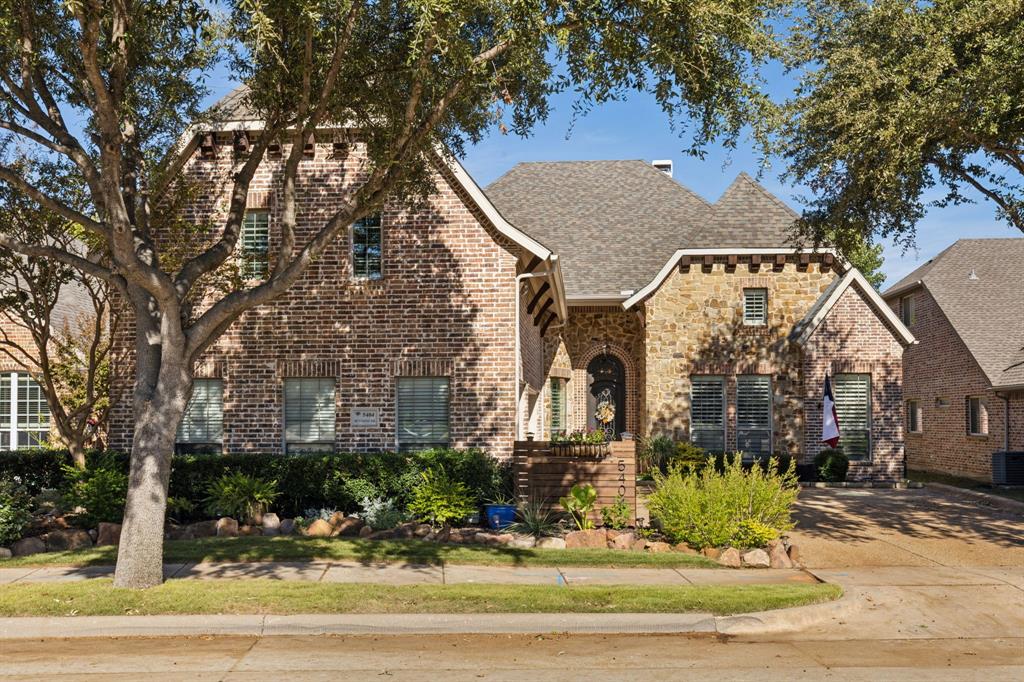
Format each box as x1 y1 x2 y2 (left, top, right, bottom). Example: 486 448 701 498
909 469 1024 504
0 535 718 569
0 579 840 617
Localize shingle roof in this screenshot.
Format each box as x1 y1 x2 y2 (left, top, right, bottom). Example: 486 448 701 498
883 238 1024 389
485 162 798 298
211 85 259 121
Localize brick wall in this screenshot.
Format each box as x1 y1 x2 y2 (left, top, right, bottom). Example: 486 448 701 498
887 286 1022 480
109 140 537 460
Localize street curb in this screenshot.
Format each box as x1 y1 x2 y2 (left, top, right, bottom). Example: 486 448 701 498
924 482 1024 514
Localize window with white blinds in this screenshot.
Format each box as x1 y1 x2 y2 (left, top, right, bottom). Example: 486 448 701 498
690 376 725 453
352 214 383 279
834 374 871 460
743 288 768 326
550 378 567 435
736 375 772 459
284 378 336 453
240 210 270 279
396 377 450 451
176 379 224 454
0 373 50 450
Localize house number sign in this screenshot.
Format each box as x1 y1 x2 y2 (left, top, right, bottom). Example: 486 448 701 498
617 458 627 497
351 407 380 428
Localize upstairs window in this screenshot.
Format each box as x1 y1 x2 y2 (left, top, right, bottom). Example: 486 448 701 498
352 214 383 280
736 375 772 459
900 294 915 326
549 378 567 436
906 399 922 434
240 210 270 279
743 288 768 326
690 376 725 453
284 378 336 454
834 374 871 460
396 377 450 451
967 396 987 436
176 379 224 454
0 373 50 450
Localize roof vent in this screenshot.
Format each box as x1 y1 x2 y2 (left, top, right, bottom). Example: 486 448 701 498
968 268 979 281
652 159 673 177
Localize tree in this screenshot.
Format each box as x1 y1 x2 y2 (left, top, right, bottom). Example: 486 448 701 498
0 0 787 588
0 159 115 467
779 0 1024 251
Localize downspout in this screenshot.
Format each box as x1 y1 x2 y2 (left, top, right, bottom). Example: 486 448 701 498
999 392 1010 452
515 267 551 440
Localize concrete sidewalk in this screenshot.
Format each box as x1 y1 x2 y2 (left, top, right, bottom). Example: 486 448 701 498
0 561 818 586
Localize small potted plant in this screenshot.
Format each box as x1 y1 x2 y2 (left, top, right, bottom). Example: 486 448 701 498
550 428 609 457
483 491 518 530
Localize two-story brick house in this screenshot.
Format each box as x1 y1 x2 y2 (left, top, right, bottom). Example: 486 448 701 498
882 239 1024 482
108 93 915 481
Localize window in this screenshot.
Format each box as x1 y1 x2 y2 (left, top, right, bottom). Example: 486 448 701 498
900 294 915 326
743 288 768 326
352 214 382 279
240 210 270 279
284 378 335 453
176 379 224 454
690 376 725 453
736 375 772 459
834 374 871 460
967 396 987 436
550 378 567 436
0 373 50 450
906 399 922 434
396 377 449 451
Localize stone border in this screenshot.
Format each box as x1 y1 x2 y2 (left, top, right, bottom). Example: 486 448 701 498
799 481 923 489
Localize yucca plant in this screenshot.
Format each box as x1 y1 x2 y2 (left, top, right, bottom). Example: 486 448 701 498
506 496 561 538
204 472 279 525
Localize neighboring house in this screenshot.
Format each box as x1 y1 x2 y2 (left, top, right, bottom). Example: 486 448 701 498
882 239 1024 482
107 90 914 481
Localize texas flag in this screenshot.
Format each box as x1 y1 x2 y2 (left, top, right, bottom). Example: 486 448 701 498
821 374 841 448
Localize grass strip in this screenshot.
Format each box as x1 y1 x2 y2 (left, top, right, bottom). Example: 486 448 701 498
908 469 1024 504
0 579 841 617
0 536 718 569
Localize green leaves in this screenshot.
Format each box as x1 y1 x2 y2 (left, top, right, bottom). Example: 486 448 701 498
559 482 597 530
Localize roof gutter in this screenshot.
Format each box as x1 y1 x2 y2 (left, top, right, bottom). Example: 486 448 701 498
881 279 923 300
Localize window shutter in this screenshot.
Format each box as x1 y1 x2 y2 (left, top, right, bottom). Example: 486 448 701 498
352 215 382 279
241 211 270 279
834 374 870 460
284 378 336 449
397 377 450 450
550 378 565 434
177 379 224 445
736 375 772 458
14 373 49 448
0 374 10 450
743 288 767 326
690 376 725 452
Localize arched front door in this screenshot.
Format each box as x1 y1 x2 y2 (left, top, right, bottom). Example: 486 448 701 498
587 354 626 439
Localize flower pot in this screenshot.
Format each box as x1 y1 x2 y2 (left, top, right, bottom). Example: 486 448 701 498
484 504 517 530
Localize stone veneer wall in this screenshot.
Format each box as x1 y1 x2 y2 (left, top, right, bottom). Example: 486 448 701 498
109 139 537 460
642 258 838 456
886 287 1023 480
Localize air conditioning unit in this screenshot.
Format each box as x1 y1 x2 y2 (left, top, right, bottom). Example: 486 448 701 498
991 451 1024 486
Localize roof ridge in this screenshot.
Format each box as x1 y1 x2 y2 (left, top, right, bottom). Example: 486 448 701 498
729 172 800 219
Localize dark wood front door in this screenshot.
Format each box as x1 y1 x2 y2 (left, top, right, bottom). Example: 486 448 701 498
587 354 626 438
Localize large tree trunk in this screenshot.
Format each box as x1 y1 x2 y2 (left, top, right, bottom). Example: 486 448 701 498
67 439 87 470
112 340 192 589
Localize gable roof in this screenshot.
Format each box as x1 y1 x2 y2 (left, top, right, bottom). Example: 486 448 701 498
485 162 805 299
882 238 1024 389
792 268 915 347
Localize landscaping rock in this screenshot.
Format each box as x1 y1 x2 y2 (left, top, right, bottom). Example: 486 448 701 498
216 517 239 537
44 529 93 552
0 547 11 559
239 525 261 536
673 543 699 555
189 520 218 538
88 529 98 542
393 522 419 539
96 522 122 546
536 537 566 549
702 547 722 560
165 525 194 542
717 547 741 568
741 548 771 568
279 519 296 536
609 532 636 550
327 512 347 528
508 534 536 549
474 532 512 546
262 513 280 531
787 544 801 565
630 538 649 551
646 541 672 553
358 525 374 538
304 519 333 537
413 523 433 538
446 529 469 544
429 527 451 543
332 516 365 537
565 529 607 549
11 536 46 556
768 542 793 568
366 530 394 540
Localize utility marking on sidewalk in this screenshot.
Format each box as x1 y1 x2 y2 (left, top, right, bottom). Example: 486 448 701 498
671 568 694 584
317 562 332 583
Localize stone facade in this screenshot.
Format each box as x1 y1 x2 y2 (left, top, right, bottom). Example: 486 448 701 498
886 286 1024 480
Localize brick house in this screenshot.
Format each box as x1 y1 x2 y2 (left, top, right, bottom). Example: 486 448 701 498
882 239 1024 482
108 97 914 481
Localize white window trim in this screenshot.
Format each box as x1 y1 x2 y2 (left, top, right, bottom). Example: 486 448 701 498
2 372 50 450
690 375 726 453
742 288 768 326
736 374 773 459
834 373 872 462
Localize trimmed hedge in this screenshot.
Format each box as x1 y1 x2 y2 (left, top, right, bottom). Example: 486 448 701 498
0 449 510 521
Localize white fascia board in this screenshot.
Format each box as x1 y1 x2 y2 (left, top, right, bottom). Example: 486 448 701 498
792 268 916 347
622 247 839 310
881 279 923 301
567 295 630 306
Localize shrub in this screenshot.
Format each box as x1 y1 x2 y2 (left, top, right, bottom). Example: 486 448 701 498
0 449 84 494
647 454 798 549
639 435 675 473
203 472 279 523
667 441 708 471
600 494 631 530
358 497 406 530
507 497 561 537
550 429 606 444
61 453 128 527
408 468 477 528
815 448 849 483
559 483 597 531
0 480 32 545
